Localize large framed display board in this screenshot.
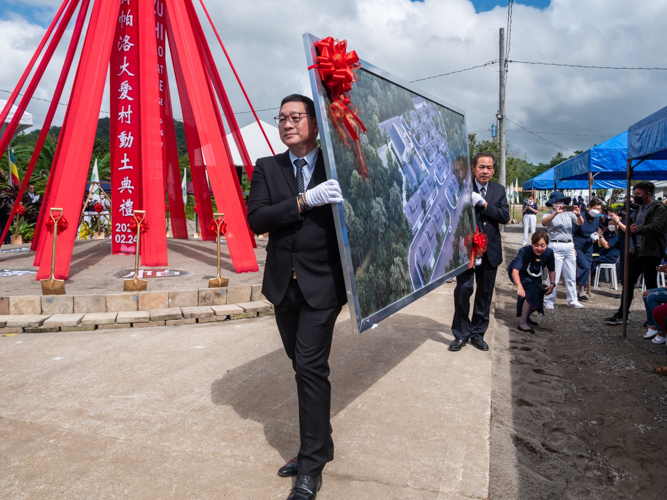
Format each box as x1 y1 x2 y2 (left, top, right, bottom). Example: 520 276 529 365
304 33 476 333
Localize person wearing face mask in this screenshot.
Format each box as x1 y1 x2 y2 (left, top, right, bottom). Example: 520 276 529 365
572 199 602 301
541 191 585 309
509 231 556 333
591 218 620 280
522 195 538 245
605 182 667 326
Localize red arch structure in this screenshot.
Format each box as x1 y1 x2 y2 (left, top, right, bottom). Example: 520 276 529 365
0 0 274 278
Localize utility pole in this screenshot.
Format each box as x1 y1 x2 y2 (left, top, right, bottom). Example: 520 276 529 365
498 27 506 189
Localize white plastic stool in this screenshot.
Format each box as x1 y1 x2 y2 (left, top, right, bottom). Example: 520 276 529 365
642 272 666 292
594 263 618 290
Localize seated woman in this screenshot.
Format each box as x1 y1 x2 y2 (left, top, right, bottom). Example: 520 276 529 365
591 221 620 279
643 264 667 344
509 231 556 333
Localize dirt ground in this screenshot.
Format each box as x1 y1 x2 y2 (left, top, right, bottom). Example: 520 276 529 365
490 225 667 499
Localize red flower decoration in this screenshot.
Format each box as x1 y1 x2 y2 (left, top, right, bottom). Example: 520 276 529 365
165 204 169 212
94 203 104 213
129 218 149 234
464 227 488 269
15 205 25 216
208 217 227 235
46 216 69 235
309 37 368 180
193 205 199 213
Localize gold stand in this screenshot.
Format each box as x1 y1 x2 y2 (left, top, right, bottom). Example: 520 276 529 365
93 232 105 240
41 208 66 295
166 230 173 238
10 234 22 245
124 210 148 291
208 213 229 288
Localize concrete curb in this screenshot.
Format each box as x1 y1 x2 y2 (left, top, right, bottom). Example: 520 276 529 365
0 300 274 335
1 284 266 316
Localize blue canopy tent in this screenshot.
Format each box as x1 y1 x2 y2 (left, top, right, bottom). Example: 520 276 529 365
618 106 667 336
523 165 624 191
554 131 667 183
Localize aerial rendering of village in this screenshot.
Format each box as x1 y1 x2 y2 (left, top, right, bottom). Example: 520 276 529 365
327 69 474 320
379 97 473 290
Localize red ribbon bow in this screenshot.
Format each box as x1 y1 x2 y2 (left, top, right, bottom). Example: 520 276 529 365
15 205 25 216
465 227 488 268
208 217 227 235
309 37 369 180
129 218 149 234
94 203 104 214
46 216 68 235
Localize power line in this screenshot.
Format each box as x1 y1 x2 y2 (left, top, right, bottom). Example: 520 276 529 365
508 60 667 71
506 129 613 138
505 117 575 153
409 61 497 83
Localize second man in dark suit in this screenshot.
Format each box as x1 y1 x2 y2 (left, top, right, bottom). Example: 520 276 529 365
247 94 347 500
450 152 510 352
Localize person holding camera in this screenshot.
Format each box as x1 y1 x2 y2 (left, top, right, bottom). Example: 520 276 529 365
541 191 585 309
606 182 667 325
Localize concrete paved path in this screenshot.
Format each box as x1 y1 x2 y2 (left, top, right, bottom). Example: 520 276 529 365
0 282 492 499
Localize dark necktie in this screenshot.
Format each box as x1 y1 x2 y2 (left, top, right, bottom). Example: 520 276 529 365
294 158 307 193
480 186 486 199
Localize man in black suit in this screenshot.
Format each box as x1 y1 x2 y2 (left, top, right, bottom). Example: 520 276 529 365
449 152 510 352
247 94 347 500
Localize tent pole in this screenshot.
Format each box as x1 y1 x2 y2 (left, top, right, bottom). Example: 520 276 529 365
622 159 633 338
588 172 593 296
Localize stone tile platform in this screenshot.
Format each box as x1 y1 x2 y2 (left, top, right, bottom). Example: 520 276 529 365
0 300 273 334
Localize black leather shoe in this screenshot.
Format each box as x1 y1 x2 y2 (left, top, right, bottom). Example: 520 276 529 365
278 447 334 477
470 338 489 351
286 474 322 500
517 324 535 334
278 458 298 478
528 318 539 327
448 338 466 351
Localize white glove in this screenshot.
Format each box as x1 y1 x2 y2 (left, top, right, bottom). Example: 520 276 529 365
474 257 482 267
590 232 600 241
305 179 343 207
471 192 486 207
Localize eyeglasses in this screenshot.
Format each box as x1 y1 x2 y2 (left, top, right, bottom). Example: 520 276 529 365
274 112 314 127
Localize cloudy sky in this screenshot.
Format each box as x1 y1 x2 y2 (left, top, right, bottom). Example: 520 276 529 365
1 0 666 164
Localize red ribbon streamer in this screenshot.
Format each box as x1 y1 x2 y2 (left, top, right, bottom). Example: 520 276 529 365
129 218 149 235
309 37 368 180
465 227 488 269
46 216 68 235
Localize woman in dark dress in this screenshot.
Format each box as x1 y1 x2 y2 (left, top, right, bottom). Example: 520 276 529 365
573 198 601 301
509 231 556 333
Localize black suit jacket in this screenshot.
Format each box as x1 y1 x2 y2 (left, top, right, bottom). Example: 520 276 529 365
473 180 510 268
247 149 347 310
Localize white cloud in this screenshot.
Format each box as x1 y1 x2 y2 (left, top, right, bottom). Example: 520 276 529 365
1 0 667 163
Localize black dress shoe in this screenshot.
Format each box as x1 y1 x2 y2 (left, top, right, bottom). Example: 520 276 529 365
278 458 298 478
528 318 539 327
278 447 334 477
286 474 322 500
448 338 466 351
517 324 535 334
470 338 489 351
578 295 588 301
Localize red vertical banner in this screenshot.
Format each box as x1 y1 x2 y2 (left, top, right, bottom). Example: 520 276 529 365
110 1 142 255
155 0 187 239
137 0 167 266
35 0 121 279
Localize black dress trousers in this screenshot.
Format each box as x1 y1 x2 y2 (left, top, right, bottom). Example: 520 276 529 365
274 278 341 477
451 253 498 342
